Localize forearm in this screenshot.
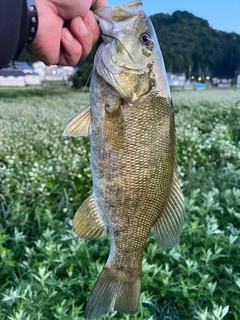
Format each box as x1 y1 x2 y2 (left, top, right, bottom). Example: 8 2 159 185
0 0 29 68
0 0 106 68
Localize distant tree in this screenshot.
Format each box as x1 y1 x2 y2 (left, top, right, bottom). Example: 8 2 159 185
17 49 38 64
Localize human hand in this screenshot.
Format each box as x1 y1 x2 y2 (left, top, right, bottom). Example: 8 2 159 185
26 0 107 66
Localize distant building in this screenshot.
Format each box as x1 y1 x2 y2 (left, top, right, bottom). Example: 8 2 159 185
32 62 75 82
24 72 41 85
0 68 25 86
167 72 186 87
212 76 232 89
14 61 41 85
44 65 68 82
61 66 75 77
237 75 240 88
32 61 46 80
14 61 34 74
0 62 76 87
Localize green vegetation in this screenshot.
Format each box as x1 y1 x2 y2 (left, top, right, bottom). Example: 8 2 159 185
0 86 70 99
0 89 239 319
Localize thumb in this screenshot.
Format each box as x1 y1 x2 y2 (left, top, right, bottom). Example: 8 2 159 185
92 0 107 7
50 0 93 19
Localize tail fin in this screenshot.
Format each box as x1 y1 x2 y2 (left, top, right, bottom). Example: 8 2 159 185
84 265 141 319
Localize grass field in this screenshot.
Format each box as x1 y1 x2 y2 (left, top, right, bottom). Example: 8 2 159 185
0 88 240 320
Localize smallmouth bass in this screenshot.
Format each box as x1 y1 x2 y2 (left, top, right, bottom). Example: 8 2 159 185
64 1 184 318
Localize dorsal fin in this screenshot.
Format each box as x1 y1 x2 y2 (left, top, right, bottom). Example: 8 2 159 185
63 105 91 137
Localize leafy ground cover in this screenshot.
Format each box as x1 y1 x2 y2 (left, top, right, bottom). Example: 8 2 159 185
0 89 239 319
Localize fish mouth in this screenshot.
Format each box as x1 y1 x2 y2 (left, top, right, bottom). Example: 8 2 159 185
94 0 146 74
93 0 152 100
94 1 143 22
94 1 143 37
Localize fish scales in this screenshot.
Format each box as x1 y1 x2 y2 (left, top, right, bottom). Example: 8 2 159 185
63 1 184 318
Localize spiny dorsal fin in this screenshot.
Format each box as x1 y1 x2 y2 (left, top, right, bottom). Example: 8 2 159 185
73 193 107 240
153 168 185 249
63 105 91 137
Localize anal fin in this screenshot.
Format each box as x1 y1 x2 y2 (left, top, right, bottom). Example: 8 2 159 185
63 105 91 137
153 168 185 249
73 193 107 239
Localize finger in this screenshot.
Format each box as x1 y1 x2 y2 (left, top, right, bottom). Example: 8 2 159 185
70 16 93 60
52 0 93 19
70 12 99 60
93 0 107 7
83 11 100 47
59 28 83 65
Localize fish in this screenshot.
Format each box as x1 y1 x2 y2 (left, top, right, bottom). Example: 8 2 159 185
63 1 185 318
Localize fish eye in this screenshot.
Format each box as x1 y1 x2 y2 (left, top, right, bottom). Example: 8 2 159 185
140 33 152 45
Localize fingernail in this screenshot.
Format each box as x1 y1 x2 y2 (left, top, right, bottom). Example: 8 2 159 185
78 19 88 36
87 13 97 30
65 29 74 42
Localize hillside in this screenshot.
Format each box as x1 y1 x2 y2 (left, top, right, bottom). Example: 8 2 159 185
150 10 240 77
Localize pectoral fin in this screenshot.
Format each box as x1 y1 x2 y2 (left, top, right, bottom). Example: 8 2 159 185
104 101 125 149
153 169 185 249
73 193 107 239
63 105 91 137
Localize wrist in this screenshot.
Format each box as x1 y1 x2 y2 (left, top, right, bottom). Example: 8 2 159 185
26 0 38 45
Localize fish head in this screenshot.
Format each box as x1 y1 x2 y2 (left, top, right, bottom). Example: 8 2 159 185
94 1 170 102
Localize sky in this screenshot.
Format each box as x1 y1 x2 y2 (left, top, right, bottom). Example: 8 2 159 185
106 0 240 34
